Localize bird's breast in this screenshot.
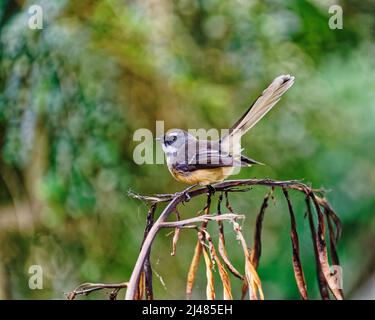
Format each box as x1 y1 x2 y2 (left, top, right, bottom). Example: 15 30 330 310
170 166 234 185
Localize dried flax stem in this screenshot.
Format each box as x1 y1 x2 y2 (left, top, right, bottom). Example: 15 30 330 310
310 193 344 300
233 221 264 300
142 203 157 300
217 193 244 280
67 282 128 300
306 196 330 299
186 240 202 300
282 187 308 300
199 231 216 300
171 209 181 256
203 229 233 300
122 179 342 300
135 271 145 300
251 190 272 268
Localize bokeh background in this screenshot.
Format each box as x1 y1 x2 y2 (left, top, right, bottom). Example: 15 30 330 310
0 0 374 299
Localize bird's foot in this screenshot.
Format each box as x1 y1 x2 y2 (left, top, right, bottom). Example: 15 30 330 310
174 184 198 203
207 185 216 196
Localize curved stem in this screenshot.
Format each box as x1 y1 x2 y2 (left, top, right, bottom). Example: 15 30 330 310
125 194 184 299
124 178 340 300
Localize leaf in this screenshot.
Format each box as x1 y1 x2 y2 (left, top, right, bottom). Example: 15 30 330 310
204 230 233 300
135 271 145 300
306 196 330 300
171 227 180 256
202 243 215 300
233 221 264 300
186 240 202 299
218 231 244 280
241 280 248 300
251 190 272 269
310 193 344 300
283 187 308 300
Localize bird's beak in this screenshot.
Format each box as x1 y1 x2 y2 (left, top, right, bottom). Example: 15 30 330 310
155 136 163 142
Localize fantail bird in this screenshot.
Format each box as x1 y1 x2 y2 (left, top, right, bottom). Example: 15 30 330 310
156 74 295 189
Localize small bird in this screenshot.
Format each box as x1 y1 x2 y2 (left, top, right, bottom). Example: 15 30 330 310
157 75 295 190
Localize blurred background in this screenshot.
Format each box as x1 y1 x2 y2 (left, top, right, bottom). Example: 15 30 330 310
0 0 374 299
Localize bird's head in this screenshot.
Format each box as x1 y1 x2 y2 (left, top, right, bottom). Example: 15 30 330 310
156 129 195 155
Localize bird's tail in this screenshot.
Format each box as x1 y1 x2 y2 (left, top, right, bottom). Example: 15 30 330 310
221 74 295 146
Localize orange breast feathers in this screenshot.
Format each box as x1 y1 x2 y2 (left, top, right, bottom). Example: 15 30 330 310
170 167 235 185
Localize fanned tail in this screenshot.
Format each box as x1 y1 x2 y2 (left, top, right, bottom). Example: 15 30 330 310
221 74 295 146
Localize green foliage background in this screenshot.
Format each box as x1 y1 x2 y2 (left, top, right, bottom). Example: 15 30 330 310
0 0 374 299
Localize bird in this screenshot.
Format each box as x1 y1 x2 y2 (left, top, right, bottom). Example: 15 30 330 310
156 74 295 192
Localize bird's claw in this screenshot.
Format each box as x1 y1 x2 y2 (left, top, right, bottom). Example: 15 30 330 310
207 185 216 196
175 190 191 204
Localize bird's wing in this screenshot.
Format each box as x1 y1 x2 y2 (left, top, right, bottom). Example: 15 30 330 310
173 148 261 172
220 74 294 150
173 137 263 172
190 149 236 166
172 148 236 173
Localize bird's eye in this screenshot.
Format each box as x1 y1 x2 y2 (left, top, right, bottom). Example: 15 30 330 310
165 135 177 146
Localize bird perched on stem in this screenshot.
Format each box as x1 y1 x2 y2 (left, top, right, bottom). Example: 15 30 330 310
156 75 295 194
